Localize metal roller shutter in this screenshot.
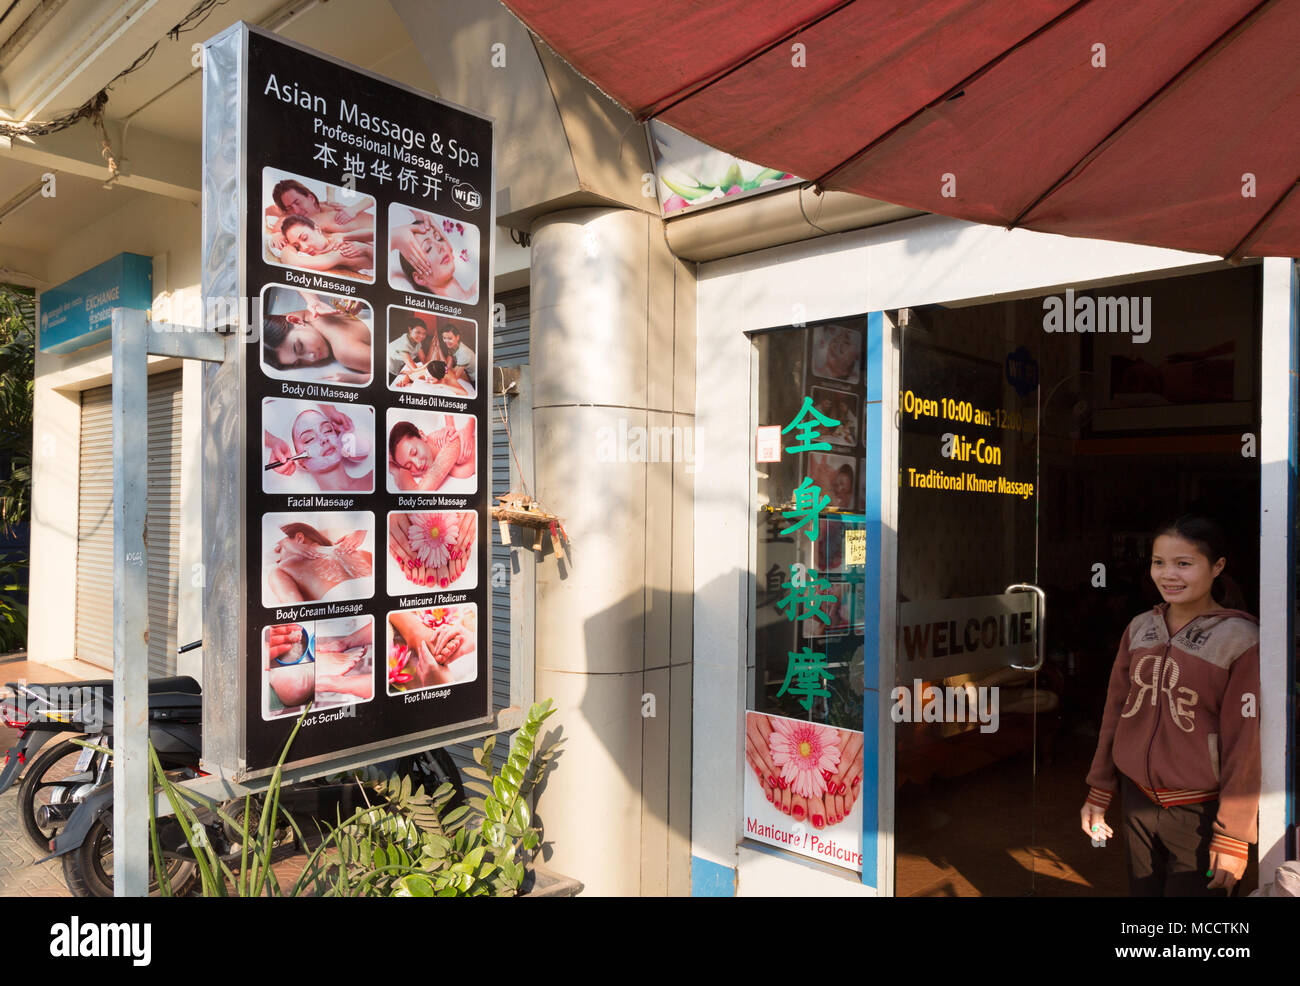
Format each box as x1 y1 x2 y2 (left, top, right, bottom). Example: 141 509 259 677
75 370 183 676
448 287 529 770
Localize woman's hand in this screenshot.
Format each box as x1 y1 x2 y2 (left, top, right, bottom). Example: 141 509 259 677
1080 802 1113 842
393 226 434 279
1207 851 1247 892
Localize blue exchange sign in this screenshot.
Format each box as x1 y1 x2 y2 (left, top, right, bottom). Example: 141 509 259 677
37 253 153 354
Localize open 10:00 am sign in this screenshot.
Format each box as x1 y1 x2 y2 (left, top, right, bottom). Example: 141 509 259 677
201 24 493 775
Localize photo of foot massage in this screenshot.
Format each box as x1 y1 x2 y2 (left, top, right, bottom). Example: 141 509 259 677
385 307 477 398
263 169 375 282
259 284 373 386
386 603 478 695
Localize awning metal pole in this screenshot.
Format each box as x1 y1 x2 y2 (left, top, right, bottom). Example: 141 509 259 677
111 307 150 897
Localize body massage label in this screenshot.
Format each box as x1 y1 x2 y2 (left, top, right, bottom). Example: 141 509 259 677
239 29 493 769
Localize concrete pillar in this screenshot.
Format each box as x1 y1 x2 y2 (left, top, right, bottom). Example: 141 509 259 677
528 207 695 895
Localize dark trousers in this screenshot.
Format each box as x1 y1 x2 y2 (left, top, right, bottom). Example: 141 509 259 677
1120 774 1227 898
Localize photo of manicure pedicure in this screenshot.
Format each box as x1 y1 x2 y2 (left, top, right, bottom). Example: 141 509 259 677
386 510 478 596
743 710 866 872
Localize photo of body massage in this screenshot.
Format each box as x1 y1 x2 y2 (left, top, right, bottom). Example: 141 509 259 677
386 510 478 595
386 408 476 495
262 616 375 720
263 399 375 495
386 307 477 398
387 203 479 304
387 603 478 694
261 511 375 607
263 169 375 282
259 284 373 386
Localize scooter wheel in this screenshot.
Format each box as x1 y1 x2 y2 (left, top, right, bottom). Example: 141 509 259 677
61 817 199 898
17 737 93 852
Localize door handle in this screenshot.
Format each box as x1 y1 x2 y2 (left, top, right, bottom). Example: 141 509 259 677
1004 582 1045 672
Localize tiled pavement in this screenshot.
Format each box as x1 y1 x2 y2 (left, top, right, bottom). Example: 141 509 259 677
0 655 76 897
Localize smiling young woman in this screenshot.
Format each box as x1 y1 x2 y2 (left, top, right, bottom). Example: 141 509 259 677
1081 514 1260 897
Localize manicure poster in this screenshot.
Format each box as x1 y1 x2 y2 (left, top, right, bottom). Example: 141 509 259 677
234 27 493 770
743 711 866 872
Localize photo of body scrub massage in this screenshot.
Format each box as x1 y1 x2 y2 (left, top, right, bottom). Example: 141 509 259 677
385 307 477 398
386 407 476 495
260 511 375 607
386 603 478 694
262 616 375 720
386 202 479 304
259 284 373 386
262 168 375 282
263 398 375 495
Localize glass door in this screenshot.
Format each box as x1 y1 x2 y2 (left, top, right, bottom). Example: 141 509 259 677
893 301 1046 896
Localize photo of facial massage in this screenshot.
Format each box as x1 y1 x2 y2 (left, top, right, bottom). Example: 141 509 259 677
262 616 375 720
262 168 375 282
385 307 477 397
386 408 476 495
263 398 375 495
387 203 479 304
261 511 375 607
386 510 478 596
745 711 866 838
387 603 478 695
259 284 373 386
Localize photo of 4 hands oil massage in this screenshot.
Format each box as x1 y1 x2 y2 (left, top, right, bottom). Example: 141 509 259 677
259 284 373 387
262 615 375 720
387 603 478 695
746 711 865 832
263 168 376 283
386 307 477 398
264 398 375 494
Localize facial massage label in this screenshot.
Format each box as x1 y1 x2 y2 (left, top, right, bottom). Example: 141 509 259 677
216 25 493 771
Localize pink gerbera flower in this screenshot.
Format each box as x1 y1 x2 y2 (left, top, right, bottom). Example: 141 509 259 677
406 512 459 570
767 719 841 798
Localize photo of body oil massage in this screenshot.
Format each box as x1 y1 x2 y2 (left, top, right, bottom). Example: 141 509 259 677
386 307 477 398
261 511 375 607
262 615 375 720
386 408 476 495
387 203 479 304
386 603 478 695
263 169 375 282
263 398 375 495
259 284 373 386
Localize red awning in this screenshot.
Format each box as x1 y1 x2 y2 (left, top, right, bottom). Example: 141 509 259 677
504 0 1300 259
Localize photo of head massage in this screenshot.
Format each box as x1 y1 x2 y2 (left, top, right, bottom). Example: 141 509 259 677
386 407 476 495
387 202 479 304
263 168 375 282
385 306 477 398
387 510 478 596
387 603 478 695
259 284 373 386
262 615 375 720
261 511 375 607
263 398 375 495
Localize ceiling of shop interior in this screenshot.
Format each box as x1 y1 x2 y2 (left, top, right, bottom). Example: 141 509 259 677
0 0 437 283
